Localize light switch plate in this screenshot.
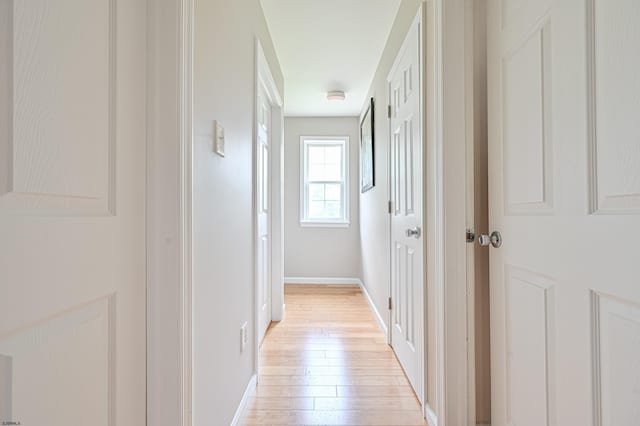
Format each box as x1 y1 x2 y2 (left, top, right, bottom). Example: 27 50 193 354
213 120 225 157
240 322 248 352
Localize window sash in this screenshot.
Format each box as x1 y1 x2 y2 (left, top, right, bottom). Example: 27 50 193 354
301 138 349 224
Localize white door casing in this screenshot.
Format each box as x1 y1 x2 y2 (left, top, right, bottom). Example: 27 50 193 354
0 0 146 425
257 80 272 344
254 38 284 378
389 13 424 403
488 0 640 425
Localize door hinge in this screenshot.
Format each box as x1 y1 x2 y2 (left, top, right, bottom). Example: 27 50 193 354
388 105 392 118
388 200 392 214
388 297 392 310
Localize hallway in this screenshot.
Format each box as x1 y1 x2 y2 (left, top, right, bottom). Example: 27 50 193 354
240 285 427 425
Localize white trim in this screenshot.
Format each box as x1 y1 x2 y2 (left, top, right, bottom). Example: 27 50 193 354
284 277 362 285
440 0 472 423
254 37 285 380
359 281 388 338
299 136 350 226
230 374 257 426
178 0 194 424
425 403 438 426
146 0 193 424
426 0 447 423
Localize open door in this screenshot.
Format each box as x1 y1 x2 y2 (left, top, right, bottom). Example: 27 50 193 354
257 80 273 344
388 10 424 403
0 1 147 424
487 0 640 424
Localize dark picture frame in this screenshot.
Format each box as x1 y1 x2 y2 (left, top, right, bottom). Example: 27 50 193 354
360 98 375 193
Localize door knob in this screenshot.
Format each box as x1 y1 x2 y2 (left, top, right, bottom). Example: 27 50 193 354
406 227 421 238
477 231 502 248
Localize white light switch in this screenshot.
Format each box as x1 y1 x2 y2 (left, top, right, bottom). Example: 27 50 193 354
213 120 225 157
240 322 248 352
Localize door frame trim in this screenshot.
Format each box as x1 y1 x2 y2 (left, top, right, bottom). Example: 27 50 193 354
146 0 194 424
423 0 476 423
253 37 285 378
146 0 474 424
424 2 447 423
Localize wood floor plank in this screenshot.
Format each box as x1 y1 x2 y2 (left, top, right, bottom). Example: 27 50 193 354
245 397 314 410
313 397 422 411
257 374 406 387
254 385 337 398
240 284 426 425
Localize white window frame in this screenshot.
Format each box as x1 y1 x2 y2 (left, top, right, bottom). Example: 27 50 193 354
300 136 350 227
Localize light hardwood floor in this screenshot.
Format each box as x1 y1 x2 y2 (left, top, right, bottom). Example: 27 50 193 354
240 284 427 425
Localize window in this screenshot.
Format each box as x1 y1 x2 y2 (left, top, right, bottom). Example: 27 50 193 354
300 136 349 226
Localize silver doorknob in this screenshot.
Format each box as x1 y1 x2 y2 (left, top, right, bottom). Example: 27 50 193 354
406 227 421 238
477 231 502 248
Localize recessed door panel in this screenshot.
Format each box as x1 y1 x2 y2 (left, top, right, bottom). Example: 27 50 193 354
1 0 115 215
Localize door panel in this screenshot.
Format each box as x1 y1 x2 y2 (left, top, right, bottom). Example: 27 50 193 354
1 0 114 215
389 16 423 402
488 0 640 424
502 21 553 215
257 82 272 344
589 0 640 213
0 1 146 425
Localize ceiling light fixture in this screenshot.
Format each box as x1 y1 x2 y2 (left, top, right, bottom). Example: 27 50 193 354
327 91 346 101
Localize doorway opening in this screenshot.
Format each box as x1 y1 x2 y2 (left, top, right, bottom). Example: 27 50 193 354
247 3 434 425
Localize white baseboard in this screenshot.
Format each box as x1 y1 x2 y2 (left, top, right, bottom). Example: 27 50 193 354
284 277 362 285
272 303 286 322
358 281 388 338
425 404 438 426
230 374 256 426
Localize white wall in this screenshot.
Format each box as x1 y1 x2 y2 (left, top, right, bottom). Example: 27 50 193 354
359 0 422 329
193 2 283 424
284 117 362 280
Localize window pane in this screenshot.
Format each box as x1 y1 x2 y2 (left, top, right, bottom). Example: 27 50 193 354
308 146 325 165
308 201 327 218
308 200 341 219
307 183 342 219
324 184 341 201
324 201 341 218
308 145 342 181
324 146 342 164
309 183 325 201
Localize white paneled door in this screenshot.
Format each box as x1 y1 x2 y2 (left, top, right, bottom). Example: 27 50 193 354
257 81 272 344
488 0 640 425
389 15 423 403
0 1 146 425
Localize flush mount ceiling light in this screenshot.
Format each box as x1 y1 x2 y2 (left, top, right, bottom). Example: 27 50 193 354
327 91 346 101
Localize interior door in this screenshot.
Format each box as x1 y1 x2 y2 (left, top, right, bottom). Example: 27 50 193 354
487 0 640 425
0 1 146 425
257 82 272 344
389 16 424 402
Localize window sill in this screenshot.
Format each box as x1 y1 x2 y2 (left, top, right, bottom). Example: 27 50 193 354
300 221 351 229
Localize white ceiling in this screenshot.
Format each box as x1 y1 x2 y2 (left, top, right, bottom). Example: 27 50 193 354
261 0 401 117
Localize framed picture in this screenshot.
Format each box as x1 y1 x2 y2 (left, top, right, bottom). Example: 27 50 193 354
360 98 375 193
